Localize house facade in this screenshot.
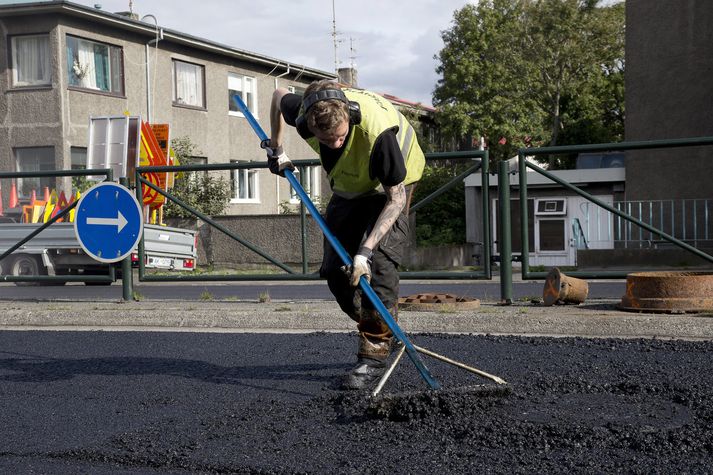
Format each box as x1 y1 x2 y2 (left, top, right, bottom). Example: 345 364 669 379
0 0 335 216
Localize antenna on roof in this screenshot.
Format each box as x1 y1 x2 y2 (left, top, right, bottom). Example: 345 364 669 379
348 36 358 70
331 0 344 74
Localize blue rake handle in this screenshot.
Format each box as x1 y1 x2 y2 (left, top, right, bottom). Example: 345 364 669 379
232 94 440 390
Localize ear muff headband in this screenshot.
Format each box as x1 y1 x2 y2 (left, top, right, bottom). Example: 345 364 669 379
295 89 362 139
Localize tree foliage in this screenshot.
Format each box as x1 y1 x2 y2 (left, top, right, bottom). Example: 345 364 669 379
163 137 230 219
413 163 469 245
434 0 625 166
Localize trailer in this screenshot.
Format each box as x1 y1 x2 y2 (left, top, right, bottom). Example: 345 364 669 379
0 222 196 285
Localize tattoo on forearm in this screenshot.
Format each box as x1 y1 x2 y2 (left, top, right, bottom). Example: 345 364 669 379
362 183 406 251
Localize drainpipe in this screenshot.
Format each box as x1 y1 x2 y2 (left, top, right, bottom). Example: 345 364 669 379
274 63 291 89
141 14 163 123
273 63 290 211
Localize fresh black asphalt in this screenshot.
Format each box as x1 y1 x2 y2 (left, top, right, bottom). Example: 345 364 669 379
0 330 710 473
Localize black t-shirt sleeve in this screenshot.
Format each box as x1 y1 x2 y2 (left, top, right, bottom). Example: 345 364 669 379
279 93 302 126
370 128 407 186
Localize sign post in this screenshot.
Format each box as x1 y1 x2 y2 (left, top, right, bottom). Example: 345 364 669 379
74 182 143 264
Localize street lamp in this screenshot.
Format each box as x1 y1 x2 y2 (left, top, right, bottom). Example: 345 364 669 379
141 14 163 124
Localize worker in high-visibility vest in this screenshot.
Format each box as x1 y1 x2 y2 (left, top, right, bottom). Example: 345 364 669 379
267 79 425 390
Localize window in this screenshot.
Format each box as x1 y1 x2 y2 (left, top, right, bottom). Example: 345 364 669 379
493 198 534 254
70 147 88 192
288 85 306 96
173 60 205 108
15 147 55 198
66 35 123 94
228 73 256 116
11 34 50 87
538 219 566 252
290 166 321 202
230 161 259 202
70 147 87 170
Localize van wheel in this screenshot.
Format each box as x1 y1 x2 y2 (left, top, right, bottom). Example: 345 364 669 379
10 254 45 286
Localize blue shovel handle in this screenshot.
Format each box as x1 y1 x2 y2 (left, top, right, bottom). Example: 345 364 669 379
231 94 440 390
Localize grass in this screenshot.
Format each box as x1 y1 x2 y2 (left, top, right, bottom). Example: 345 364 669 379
258 290 271 303
436 304 459 314
200 290 213 301
132 291 144 301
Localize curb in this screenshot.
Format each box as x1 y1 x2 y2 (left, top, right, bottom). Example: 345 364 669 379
0 299 711 340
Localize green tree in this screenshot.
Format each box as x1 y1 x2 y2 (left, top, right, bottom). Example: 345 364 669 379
434 0 625 167
434 0 542 162
163 137 230 219
412 163 469 245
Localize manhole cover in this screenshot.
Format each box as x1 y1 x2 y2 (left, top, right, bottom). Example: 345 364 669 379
620 271 713 313
398 293 480 311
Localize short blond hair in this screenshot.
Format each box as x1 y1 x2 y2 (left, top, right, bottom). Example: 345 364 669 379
304 80 349 134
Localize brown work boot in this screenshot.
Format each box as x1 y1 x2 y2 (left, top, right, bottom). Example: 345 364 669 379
341 333 392 390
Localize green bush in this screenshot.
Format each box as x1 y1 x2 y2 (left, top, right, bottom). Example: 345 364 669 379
163 137 230 219
412 163 468 246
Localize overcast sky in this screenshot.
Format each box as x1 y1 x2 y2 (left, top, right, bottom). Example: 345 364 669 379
71 0 475 106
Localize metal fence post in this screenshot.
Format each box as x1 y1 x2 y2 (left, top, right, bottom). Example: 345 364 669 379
498 160 513 304
120 177 133 301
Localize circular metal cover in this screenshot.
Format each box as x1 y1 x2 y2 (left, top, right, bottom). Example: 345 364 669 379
398 293 480 311
620 271 713 313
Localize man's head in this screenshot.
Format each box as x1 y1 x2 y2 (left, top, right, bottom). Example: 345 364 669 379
302 80 350 149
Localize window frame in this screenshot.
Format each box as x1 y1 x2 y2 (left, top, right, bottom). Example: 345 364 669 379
14 146 56 199
66 34 124 96
172 59 206 109
230 161 260 203
10 33 51 88
228 72 257 118
290 166 321 203
535 217 568 253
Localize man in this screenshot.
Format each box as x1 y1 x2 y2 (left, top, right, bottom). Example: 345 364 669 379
266 79 425 389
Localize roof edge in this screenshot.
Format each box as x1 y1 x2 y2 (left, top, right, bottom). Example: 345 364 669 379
0 1 336 81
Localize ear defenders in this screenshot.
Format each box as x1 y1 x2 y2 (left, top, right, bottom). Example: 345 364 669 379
295 88 362 139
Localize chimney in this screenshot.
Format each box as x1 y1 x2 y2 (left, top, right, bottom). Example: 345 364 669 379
338 67 358 87
115 11 139 20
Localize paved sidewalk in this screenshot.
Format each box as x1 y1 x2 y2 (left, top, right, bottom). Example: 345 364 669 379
0 298 711 340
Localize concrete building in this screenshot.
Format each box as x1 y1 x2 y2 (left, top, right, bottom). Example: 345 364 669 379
0 0 335 216
625 0 713 202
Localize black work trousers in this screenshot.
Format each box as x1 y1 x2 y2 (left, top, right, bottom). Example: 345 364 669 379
319 191 409 318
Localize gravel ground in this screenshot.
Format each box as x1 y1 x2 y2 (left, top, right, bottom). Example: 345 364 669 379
0 331 711 473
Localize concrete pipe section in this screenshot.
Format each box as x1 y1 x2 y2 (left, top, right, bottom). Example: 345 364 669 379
620 271 713 313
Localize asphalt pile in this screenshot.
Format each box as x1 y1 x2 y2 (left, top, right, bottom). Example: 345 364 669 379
31 333 713 473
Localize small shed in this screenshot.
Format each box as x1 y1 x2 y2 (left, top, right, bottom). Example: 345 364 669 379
464 159 626 268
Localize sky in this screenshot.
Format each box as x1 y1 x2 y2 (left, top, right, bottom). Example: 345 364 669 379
69 0 476 107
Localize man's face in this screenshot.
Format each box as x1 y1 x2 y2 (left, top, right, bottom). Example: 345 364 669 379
311 120 349 150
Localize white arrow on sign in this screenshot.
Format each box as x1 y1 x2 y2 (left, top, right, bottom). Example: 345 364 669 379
86 211 128 233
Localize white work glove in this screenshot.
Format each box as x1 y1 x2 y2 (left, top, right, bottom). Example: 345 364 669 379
261 139 295 177
347 251 372 287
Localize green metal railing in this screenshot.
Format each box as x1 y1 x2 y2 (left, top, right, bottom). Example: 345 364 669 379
495 137 713 293
0 168 115 285
134 149 491 283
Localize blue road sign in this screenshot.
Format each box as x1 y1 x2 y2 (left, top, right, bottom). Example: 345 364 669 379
74 182 144 263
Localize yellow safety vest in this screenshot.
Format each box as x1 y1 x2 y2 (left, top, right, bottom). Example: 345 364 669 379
305 88 425 198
